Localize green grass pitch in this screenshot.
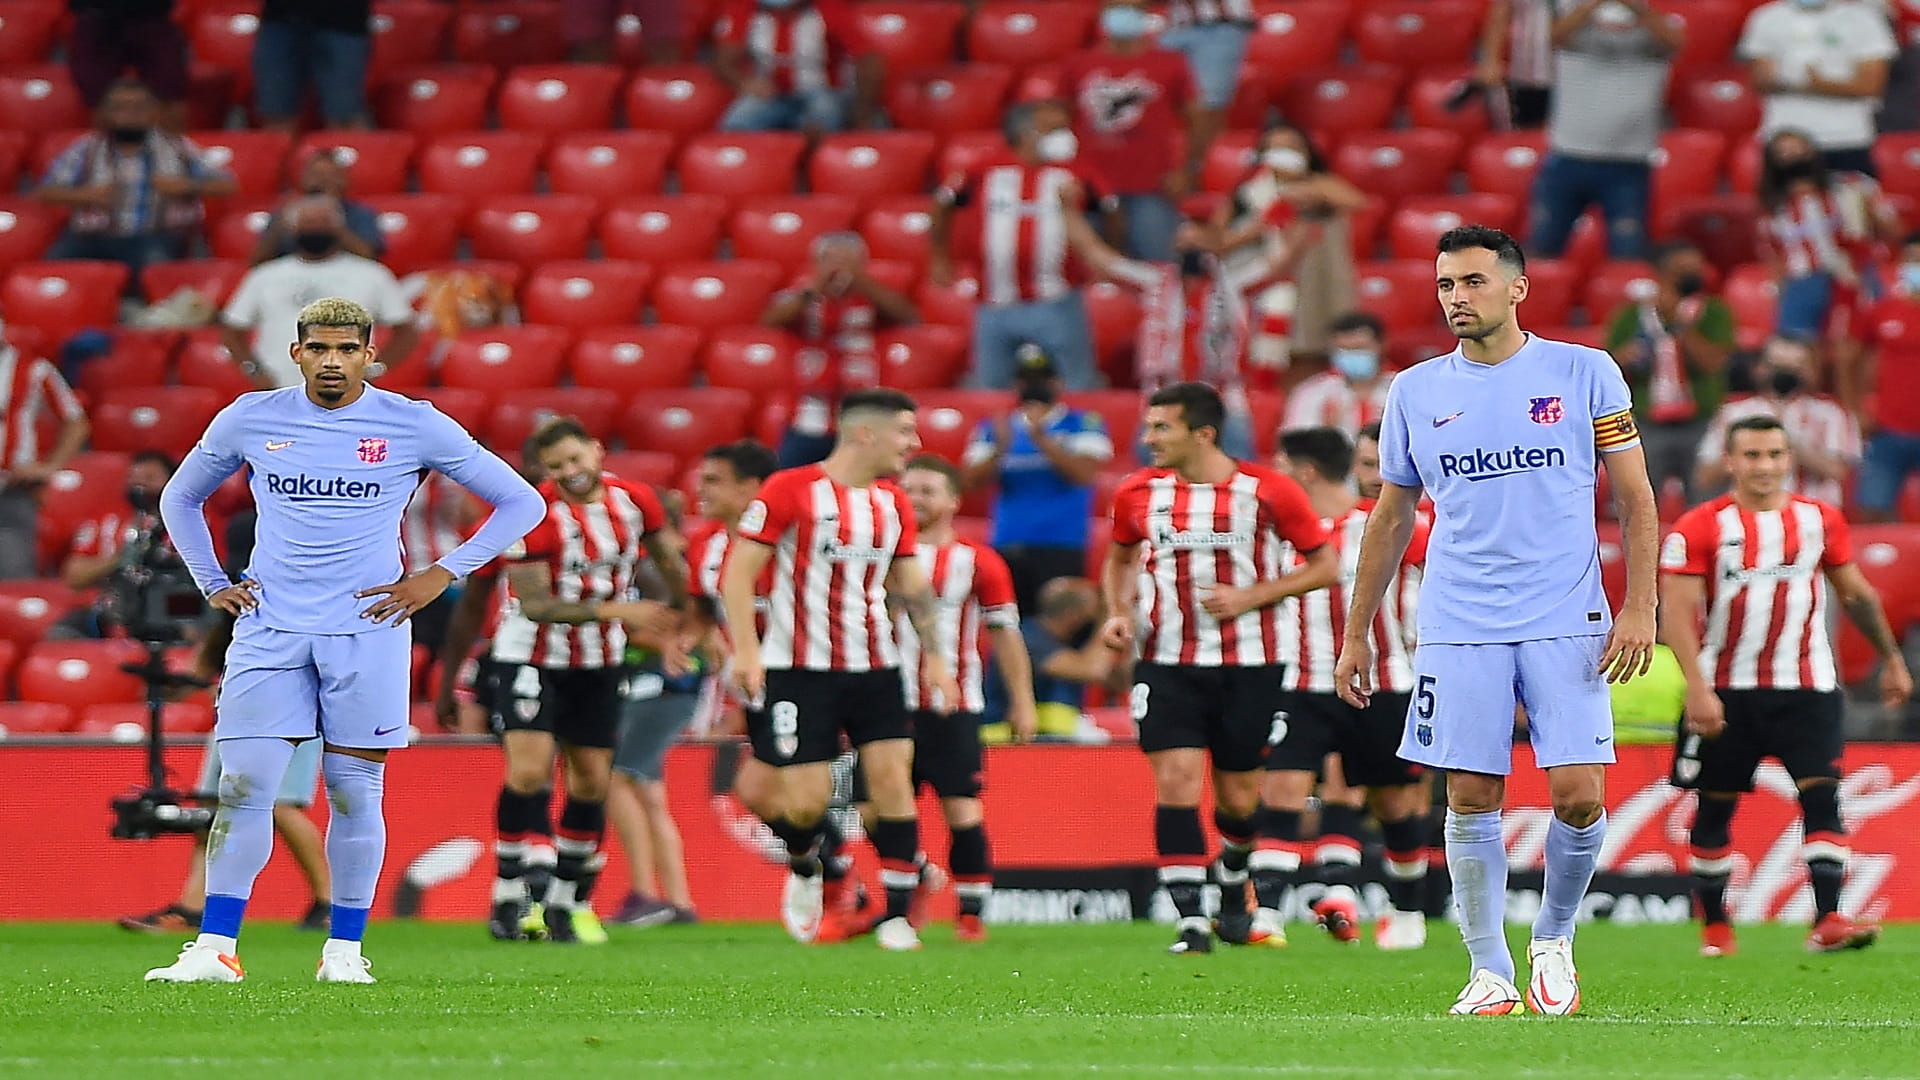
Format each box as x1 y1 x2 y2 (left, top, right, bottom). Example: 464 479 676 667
7 921 1920 1078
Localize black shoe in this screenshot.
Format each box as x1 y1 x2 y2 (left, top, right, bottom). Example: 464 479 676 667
1214 873 1254 945
488 900 527 941
298 900 331 932
118 904 201 934
544 903 579 944
1168 925 1213 955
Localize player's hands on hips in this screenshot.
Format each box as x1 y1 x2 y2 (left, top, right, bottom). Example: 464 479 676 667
1200 585 1260 621
1334 635 1374 708
1682 683 1726 738
1598 607 1656 684
207 579 261 617
1099 614 1134 652
731 650 765 707
925 657 962 716
1881 657 1914 708
356 565 456 626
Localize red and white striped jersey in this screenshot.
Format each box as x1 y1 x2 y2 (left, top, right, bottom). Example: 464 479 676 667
1660 494 1851 692
1110 463 1330 668
1506 0 1555 87
1163 0 1256 27
1281 371 1395 438
1285 501 1428 694
937 162 1111 306
738 465 917 672
0 345 83 473
401 472 471 575
492 476 667 670
1758 174 1896 280
717 0 865 94
896 538 1019 713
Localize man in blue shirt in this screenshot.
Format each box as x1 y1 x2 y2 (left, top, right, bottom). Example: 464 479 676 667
148 297 545 984
961 351 1114 612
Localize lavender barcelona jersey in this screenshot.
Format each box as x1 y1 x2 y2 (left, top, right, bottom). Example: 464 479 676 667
1377 334 1639 645
161 385 543 635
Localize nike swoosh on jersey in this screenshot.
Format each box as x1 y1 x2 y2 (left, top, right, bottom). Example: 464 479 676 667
1432 413 1465 428
265 440 295 451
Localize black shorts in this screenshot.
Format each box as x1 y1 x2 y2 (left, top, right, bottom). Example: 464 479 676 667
749 667 911 767
849 709 986 802
1132 662 1289 774
1267 690 1422 788
1671 688 1845 793
487 663 627 750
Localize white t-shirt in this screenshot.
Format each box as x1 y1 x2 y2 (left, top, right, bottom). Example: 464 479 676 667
1739 0 1898 149
222 253 413 388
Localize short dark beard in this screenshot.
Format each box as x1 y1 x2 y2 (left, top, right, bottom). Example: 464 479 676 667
1453 317 1505 343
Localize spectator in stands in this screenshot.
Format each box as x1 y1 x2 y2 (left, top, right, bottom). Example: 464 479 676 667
1740 0 1896 176
1060 0 1197 262
569 0 684 63
1155 0 1253 184
0 335 88 580
37 79 236 280
251 148 385 265
1696 334 1861 505
1282 311 1395 436
1527 0 1682 262
760 232 919 468
962 351 1114 615
1854 231 1920 521
253 0 373 132
67 0 188 130
982 576 1120 744
219 197 418 389
713 0 882 134
48 451 177 638
1471 0 1554 129
1886 2 1920 134
1211 123 1362 370
1602 240 1737 504
933 101 1114 390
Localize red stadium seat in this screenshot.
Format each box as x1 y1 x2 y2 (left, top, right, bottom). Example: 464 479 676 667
729 195 861 271
915 266 983 328
175 329 254 398
187 7 259 84
75 331 175 399
0 701 73 735
1555 209 1609 275
188 129 292 199
0 129 27 191
1652 128 1729 215
1352 1 1479 66
967 0 1093 67
913 390 1003 462
485 387 621 449
1082 281 1143 382
1245 1 1349 74
1403 66 1491 137
0 66 85 135
597 194 729 262
1522 258 1579 327
1671 69 1762 136
369 1 453 69
545 131 676 202
497 64 624 135
1659 194 1763 274
2 261 127 340
452 0 567 66
1333 129 1464 201
1354 260 1440 333
809 131 940 201
0 578 80 648
372 64 496 135
600 450 680 489
289 131 417 195
417 132 544 203
206 199 278 261
702 326 798 395
1011 63 1064 105
1463 131 1546 201
39 449 126 533
1667 0 1746 81
1722 263 1777 335
876 324 968 389
182 62 238 131
1874 134 1920 200
438 326 571 391
618 388 757 462
1278 65 1400 138
851 0 968 71
885 64 1014 136
407 386 492 433
521 260 652 328
677 133 808 200
466 194 597 268
859 196 939 266
623 64 733 136
651 260 785 331
27 128 86 180
140 260 245 307
18 639 145 708
1387 195 1519 260
1580 260 1658 324
0 1 62 65
360 193 463 275
936 130 1013 181
1060 390 1139 454
78 701 215 735
569 325 704 393
0 198 62 275
91 387 222 456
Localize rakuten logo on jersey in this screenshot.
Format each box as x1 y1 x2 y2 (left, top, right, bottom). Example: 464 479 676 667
1437 445 1567 482
264 473 384 500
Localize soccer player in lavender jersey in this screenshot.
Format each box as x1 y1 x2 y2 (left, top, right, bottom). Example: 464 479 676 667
1662 415 1910 958
1336 226 1662 1016
147 298 545 984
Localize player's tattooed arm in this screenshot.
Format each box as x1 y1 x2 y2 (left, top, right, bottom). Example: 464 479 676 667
505 562 605 625
642 528 691 609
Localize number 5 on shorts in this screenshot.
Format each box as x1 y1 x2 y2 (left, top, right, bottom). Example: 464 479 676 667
1415 674 1437 720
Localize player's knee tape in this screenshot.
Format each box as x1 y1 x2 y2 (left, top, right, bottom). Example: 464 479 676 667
205 737 299 900
321 753 387 912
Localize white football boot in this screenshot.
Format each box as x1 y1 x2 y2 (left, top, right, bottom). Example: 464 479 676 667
145 939 244 983
1525 937 1580 1015
316 940 376 984
1448 968 1521 1016
1375 910 1428 951
781 871 824 943
874 916 923 952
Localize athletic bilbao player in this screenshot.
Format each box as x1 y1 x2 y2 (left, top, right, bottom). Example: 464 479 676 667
1102 382 1338 955
1662 415 1911 957
723 389 960 952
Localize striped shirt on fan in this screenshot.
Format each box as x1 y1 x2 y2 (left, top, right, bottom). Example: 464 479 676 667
896 539 1019 713
1286 500 1428 694
1660 493 1851 692
0 345 83 473
936 162 1115 306
1163 0 1256 26
492 475 667 670
738 464 917 672
716 0 866 94
1109 463 1329 668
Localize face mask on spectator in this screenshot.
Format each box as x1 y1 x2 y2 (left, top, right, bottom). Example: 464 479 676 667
1036 129 1078 163
1790 0 1826 8
1016 377 1057 405
1332 348 1380 381
108 126 146 145
1263 147 1308 176
1675 272 1706 297
1902 264 1920 293
1178 249 1209 277
1101 5 1150 39
759 0 801 8
1770 369 1803 396
126 485 160 513
295 231 338 256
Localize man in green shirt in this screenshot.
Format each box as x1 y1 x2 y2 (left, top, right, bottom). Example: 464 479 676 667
1604 240 1737 506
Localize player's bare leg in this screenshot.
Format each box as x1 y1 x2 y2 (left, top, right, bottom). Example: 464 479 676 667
1251 768 1314 947
1444 771 1520 1015
1797 777 1880 952
1525 764 1606 1015
1369 778 1433 950
1311 757 1366 944
859 739 924 951
1150 748 1214 955
490 730 557 941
